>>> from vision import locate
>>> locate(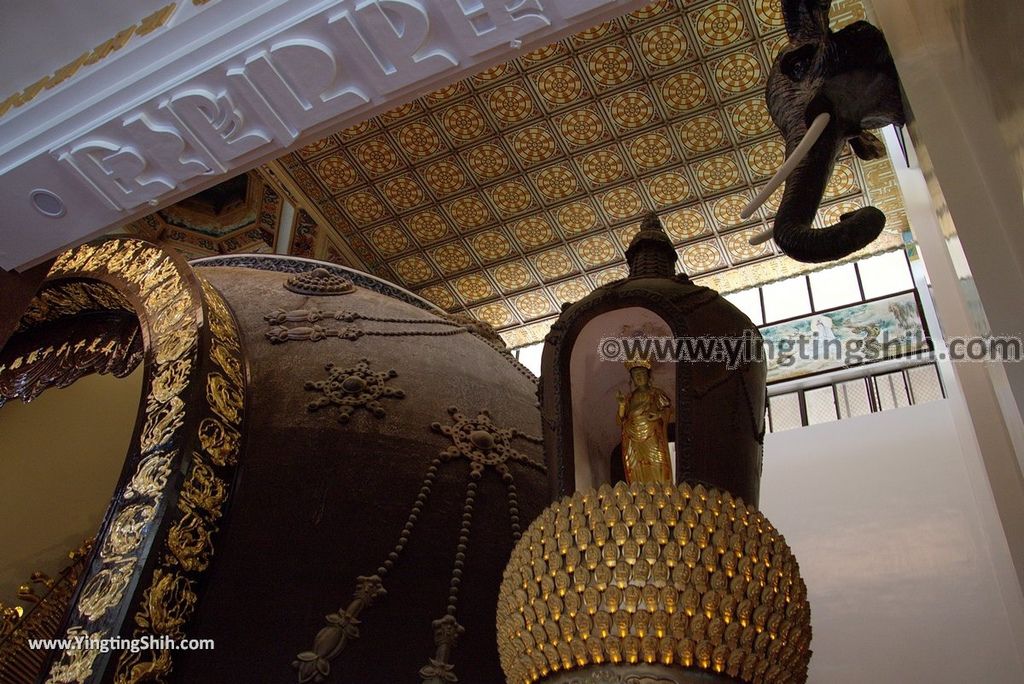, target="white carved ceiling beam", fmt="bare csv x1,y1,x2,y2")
0,0,650,271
